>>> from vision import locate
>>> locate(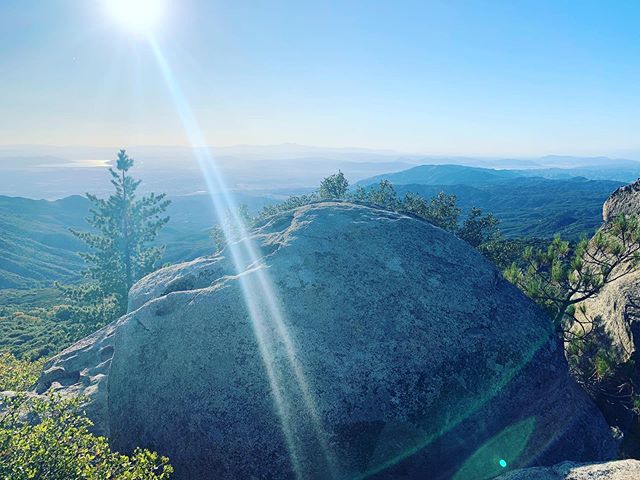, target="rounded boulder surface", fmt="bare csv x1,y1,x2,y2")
40,202,616,479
